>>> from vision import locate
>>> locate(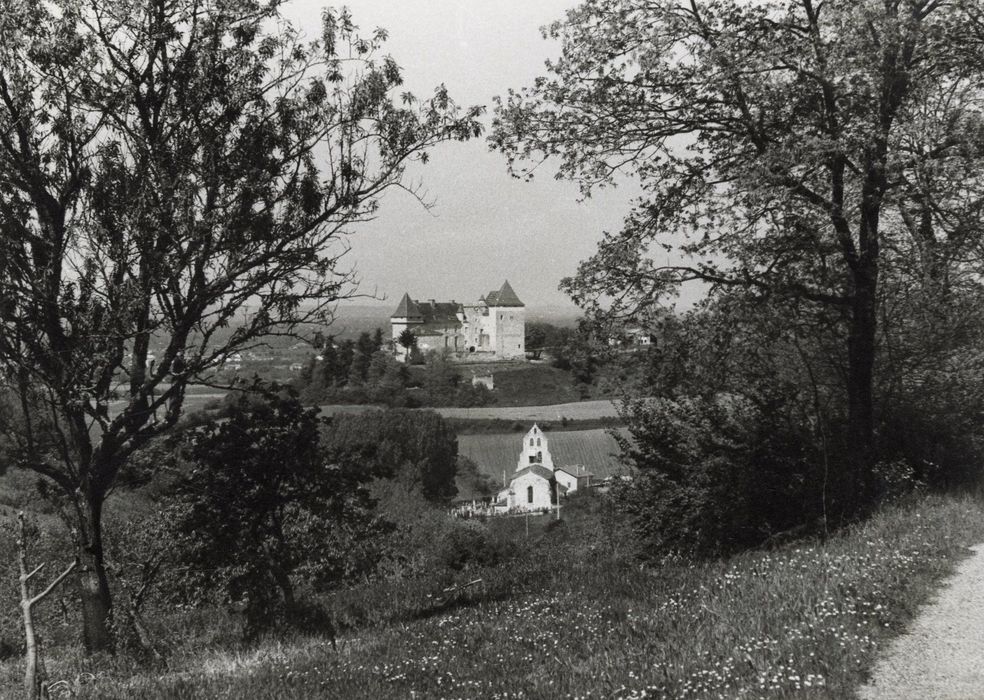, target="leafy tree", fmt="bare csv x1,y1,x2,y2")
346,331,377,386
322,410,459,502
397,329,418,361
492,0,984,512
335,339,357,384
524,325,548,359
0,0,480,651
616,392,821,557
422,351,461,406
166,395,379,639
366,349,408,398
